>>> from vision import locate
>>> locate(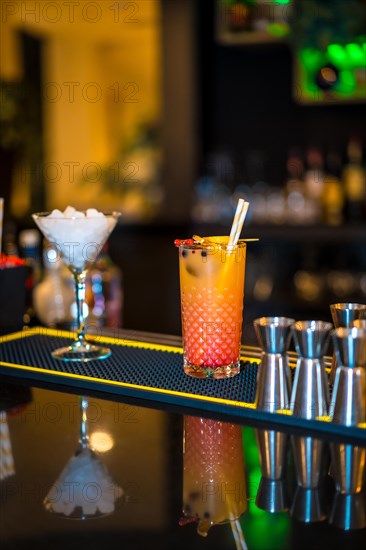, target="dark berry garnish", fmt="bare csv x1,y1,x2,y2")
182,250,188,257
201,250,207,257
204,512,210,519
